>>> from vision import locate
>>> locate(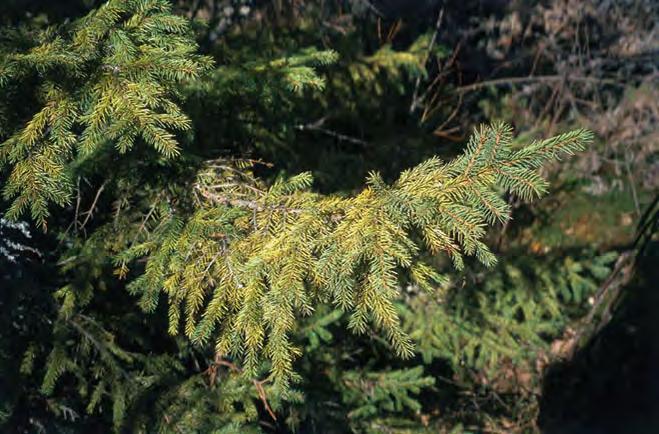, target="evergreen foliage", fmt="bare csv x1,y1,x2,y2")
341,366,435,432
116,124,591,391
402,252,618,376
1,1,637,433
0,0,212,226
